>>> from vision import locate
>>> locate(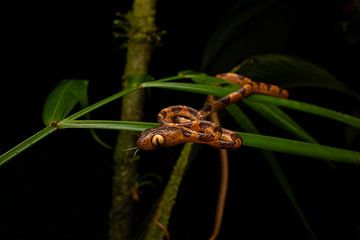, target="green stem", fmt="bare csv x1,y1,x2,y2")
0,127,56,167
144,143,193,240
